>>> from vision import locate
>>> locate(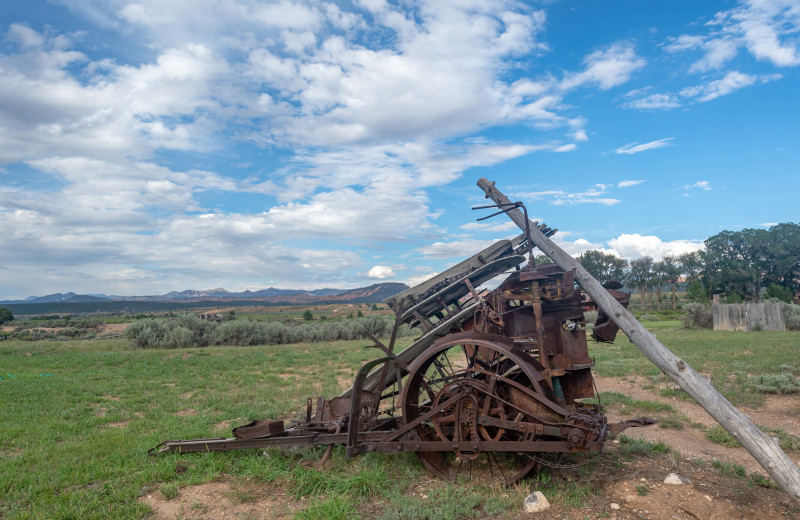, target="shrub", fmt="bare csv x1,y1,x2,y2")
126,319,171,349
784,303,800,331
748,373,800,394
724,292,743,304
685,281,708,303
680,303,712,329
126,313,411,349
302,310,313,320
